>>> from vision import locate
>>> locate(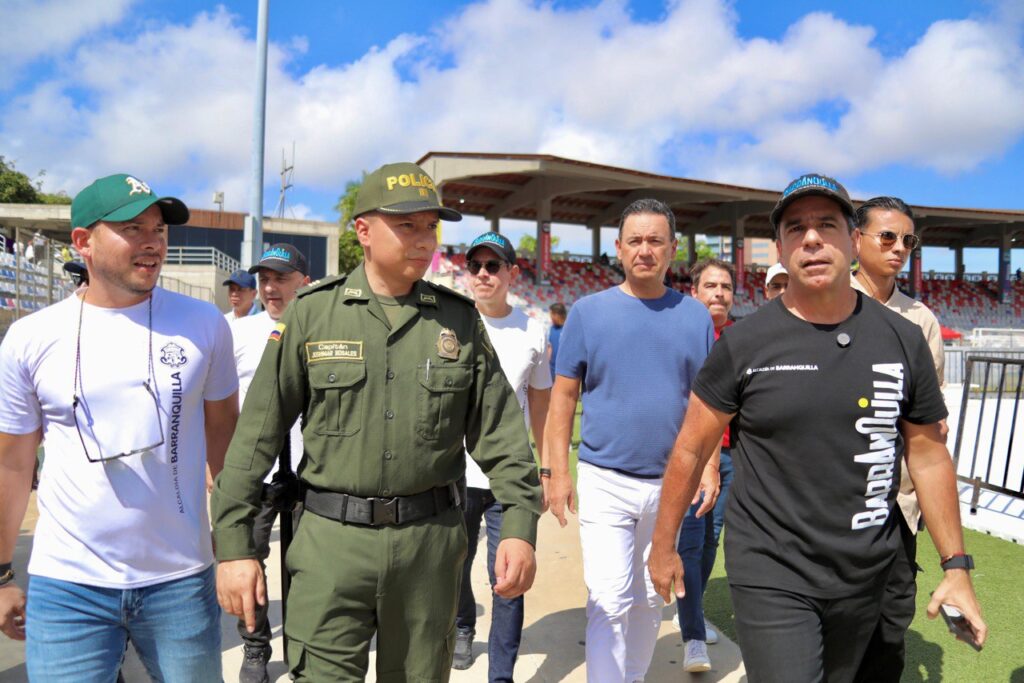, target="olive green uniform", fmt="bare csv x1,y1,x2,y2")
211,263,541,682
